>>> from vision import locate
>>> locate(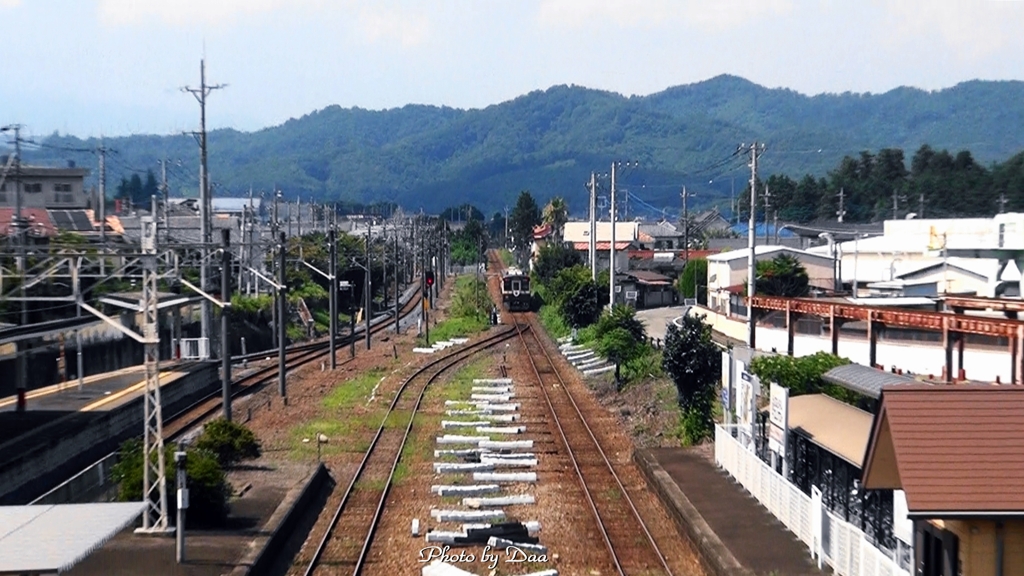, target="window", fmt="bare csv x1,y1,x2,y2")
54,183,72,192
24,183,42,193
